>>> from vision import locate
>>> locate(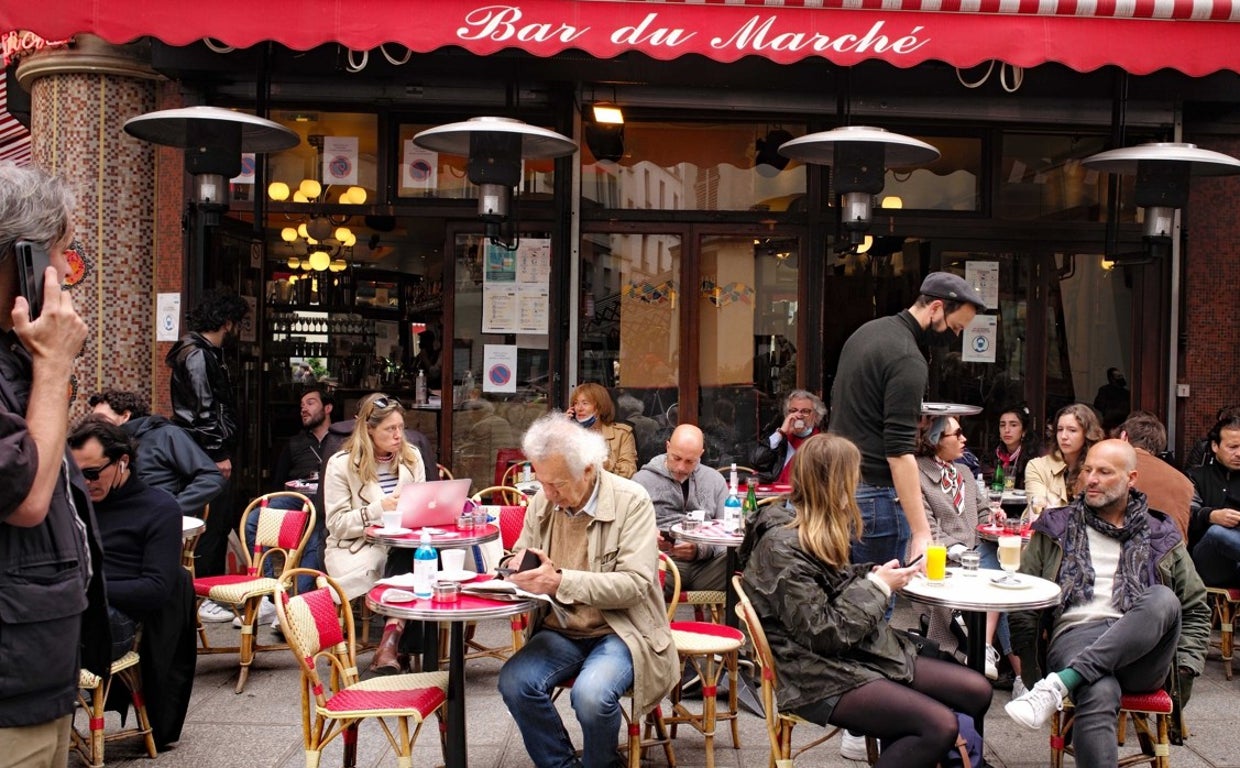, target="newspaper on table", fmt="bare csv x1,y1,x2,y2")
461,579,569,624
